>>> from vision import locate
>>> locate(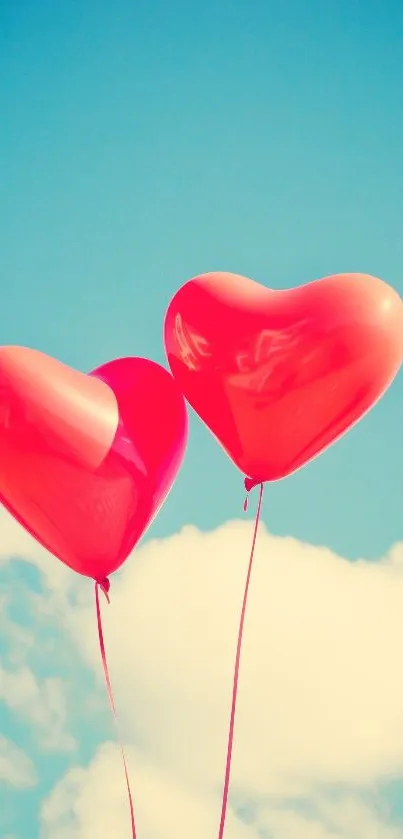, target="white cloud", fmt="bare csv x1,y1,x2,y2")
40,743,256,839
0,735,37,788
257,796,403,839
65,522,403,796
39,749,403,839
2,508,403,836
